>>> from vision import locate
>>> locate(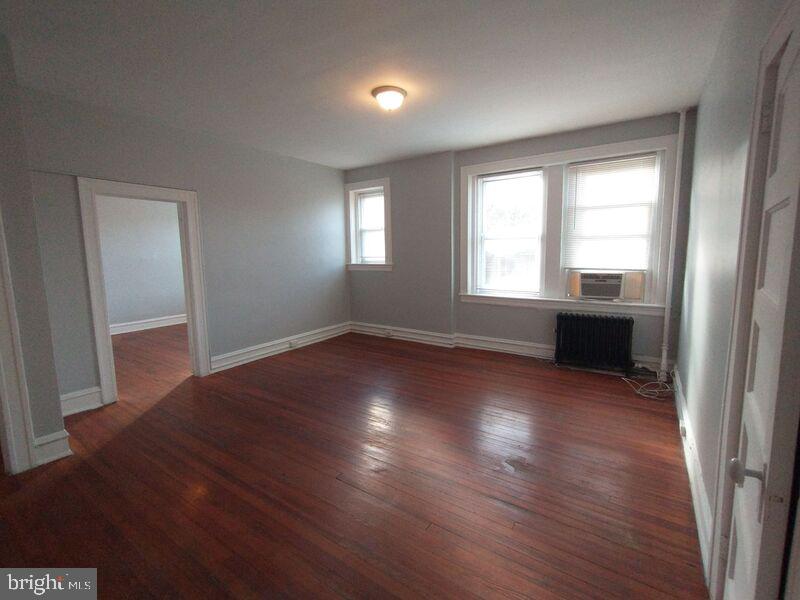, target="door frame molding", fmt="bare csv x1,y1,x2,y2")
78,177,211,406
0,200,36,474
708,1,800,597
